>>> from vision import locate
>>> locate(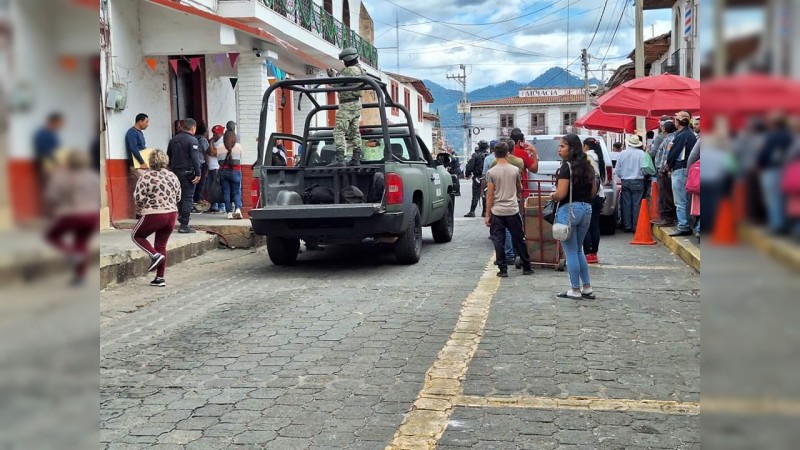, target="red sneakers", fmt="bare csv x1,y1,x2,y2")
586,253,599,264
